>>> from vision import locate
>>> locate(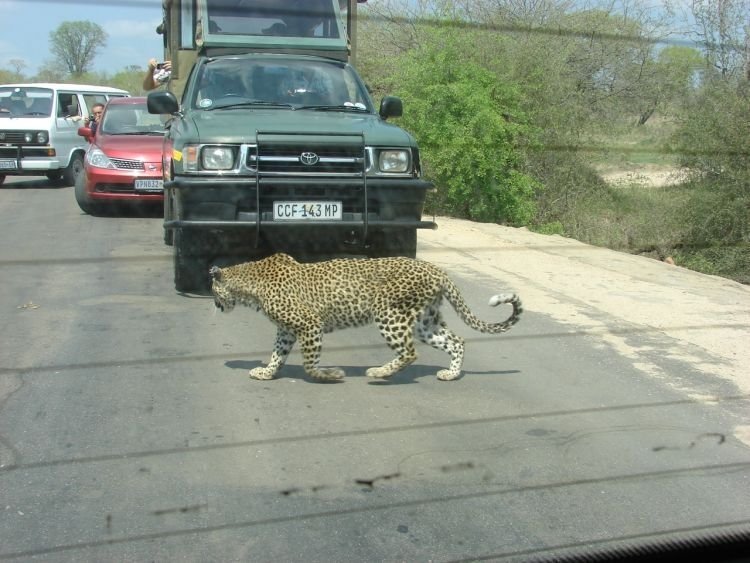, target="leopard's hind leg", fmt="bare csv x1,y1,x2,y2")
298,327,345,381
415,303,465,381
366,309,419,379
250,327,296,380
